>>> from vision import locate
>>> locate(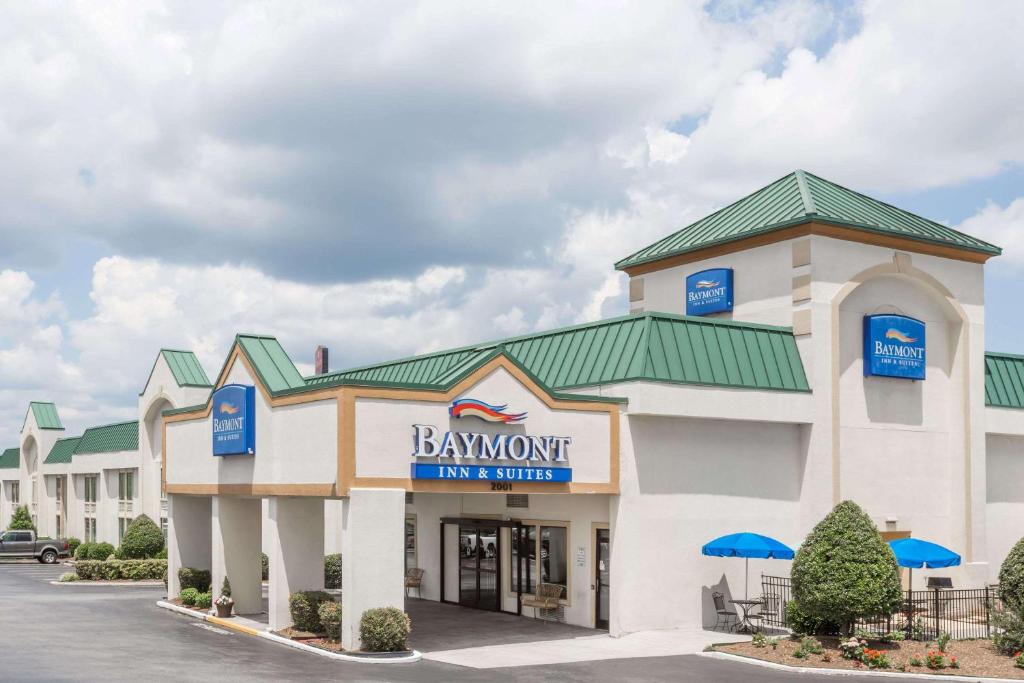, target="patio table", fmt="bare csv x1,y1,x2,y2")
729,599,763,633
